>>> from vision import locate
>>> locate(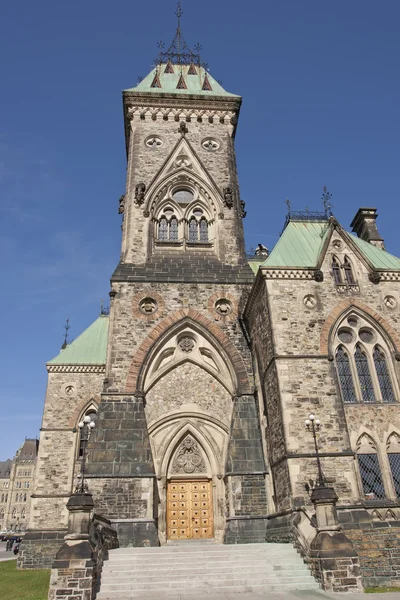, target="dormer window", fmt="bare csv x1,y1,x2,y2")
331,255,358,292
